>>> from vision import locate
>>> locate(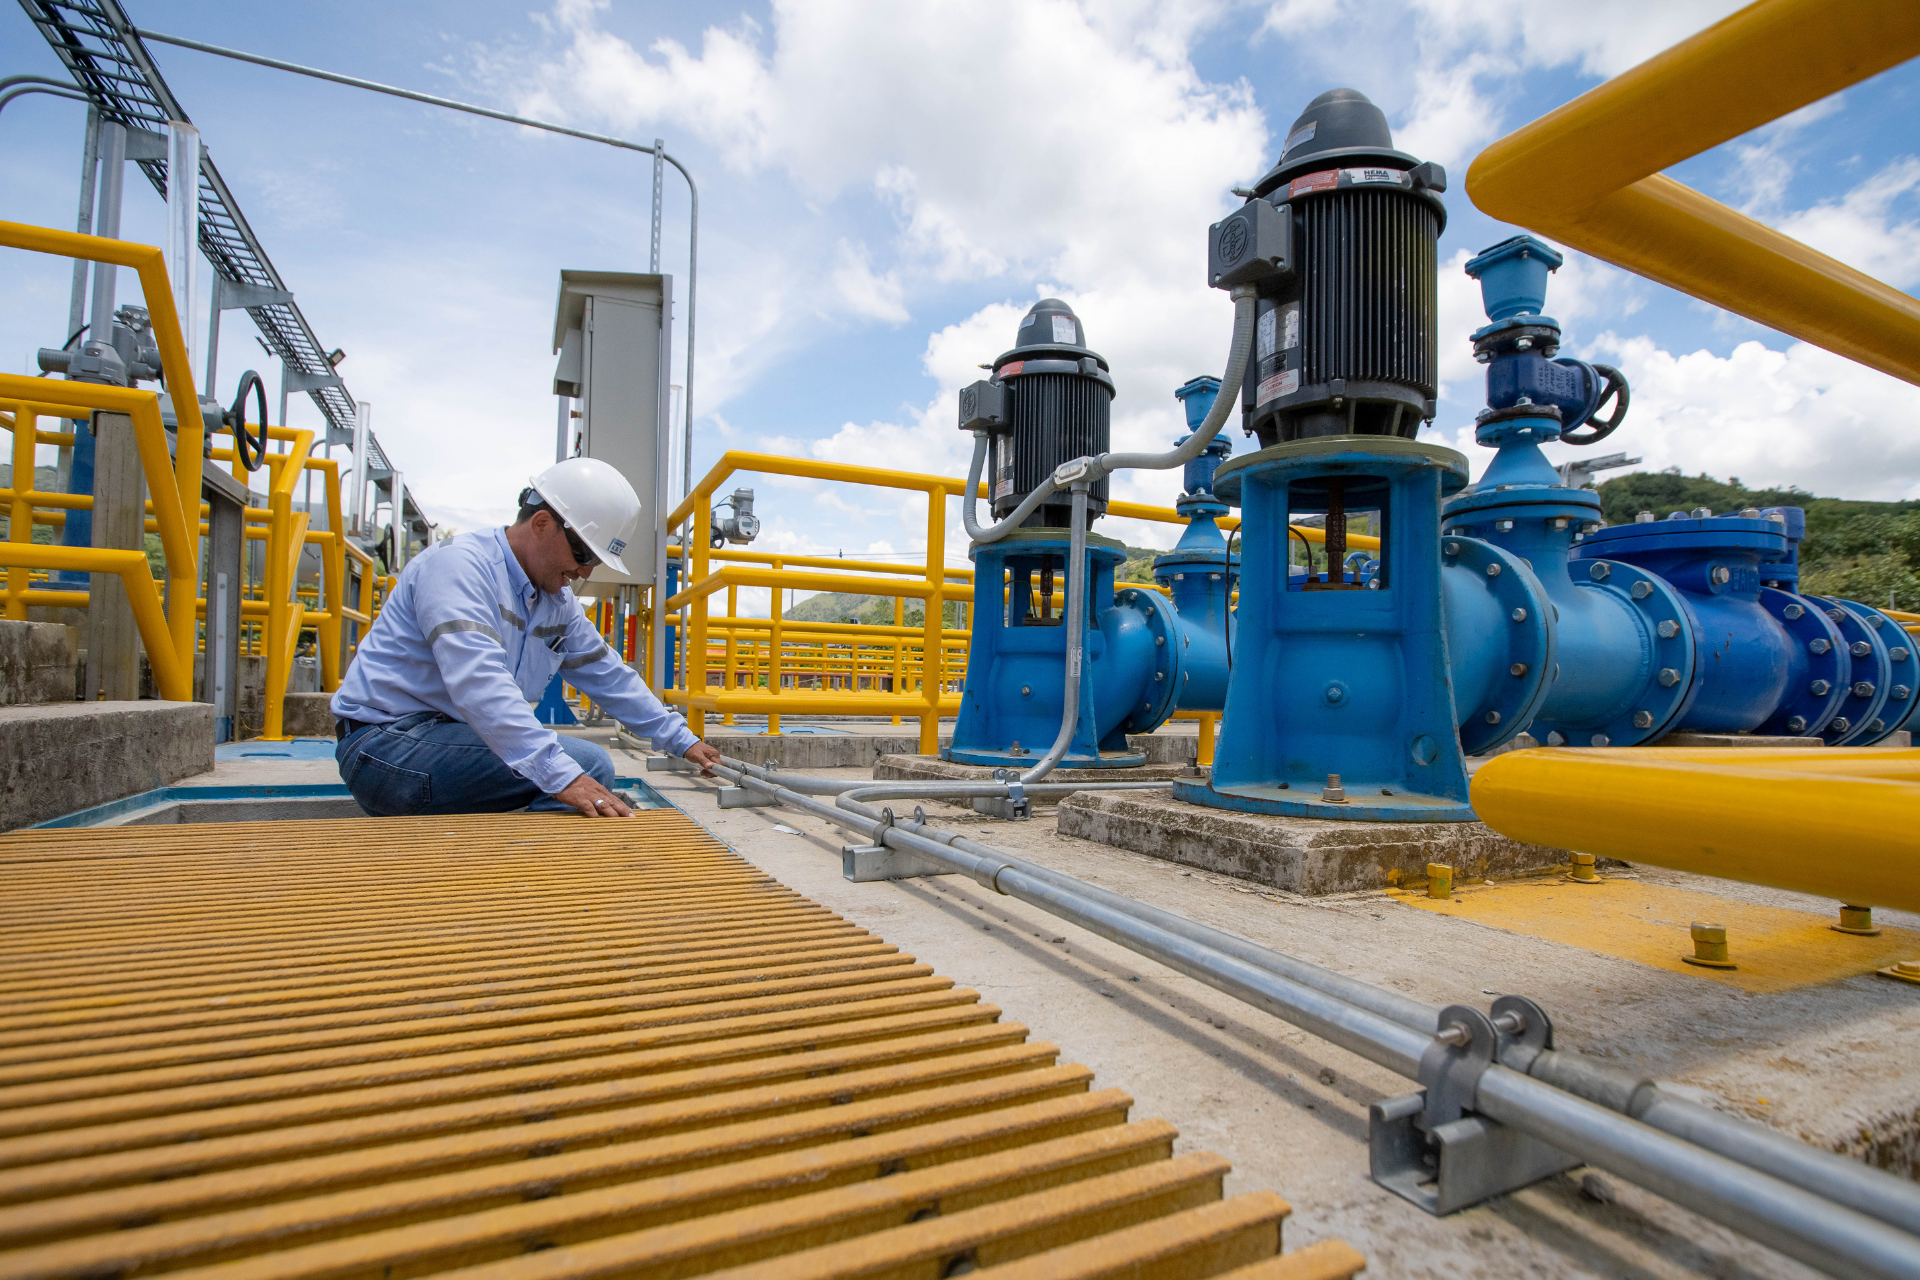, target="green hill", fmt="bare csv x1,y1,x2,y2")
1596,470,1920,610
